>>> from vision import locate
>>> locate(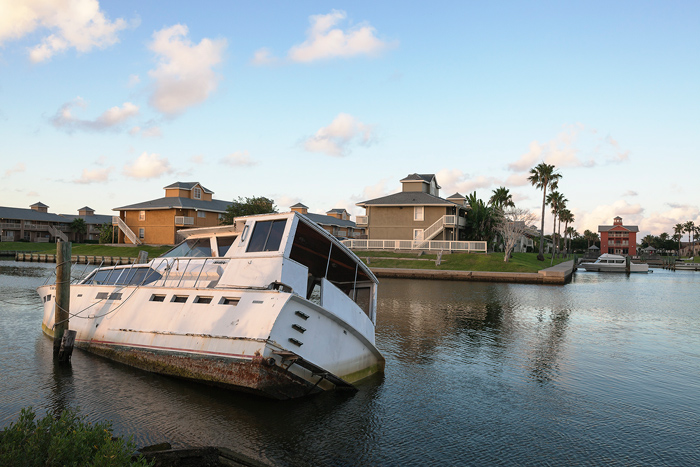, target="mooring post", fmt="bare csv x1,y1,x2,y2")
625,256,631,274
54,241,75,362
